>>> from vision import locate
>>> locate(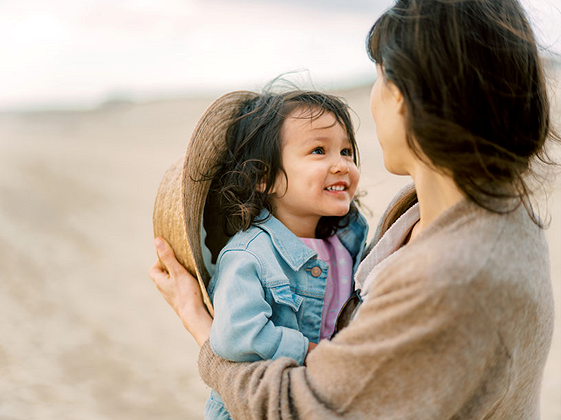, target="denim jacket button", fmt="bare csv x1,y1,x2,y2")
310,266,322,277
